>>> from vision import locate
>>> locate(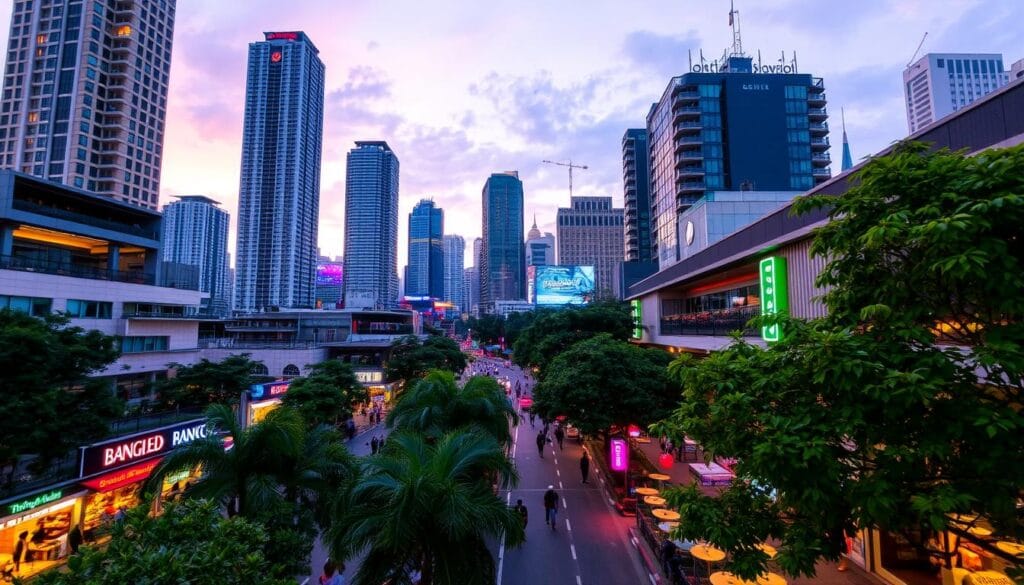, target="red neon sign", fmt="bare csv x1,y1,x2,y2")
265,32,299,41
610,438,629,472
81,457,162,492
270,51,282,63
